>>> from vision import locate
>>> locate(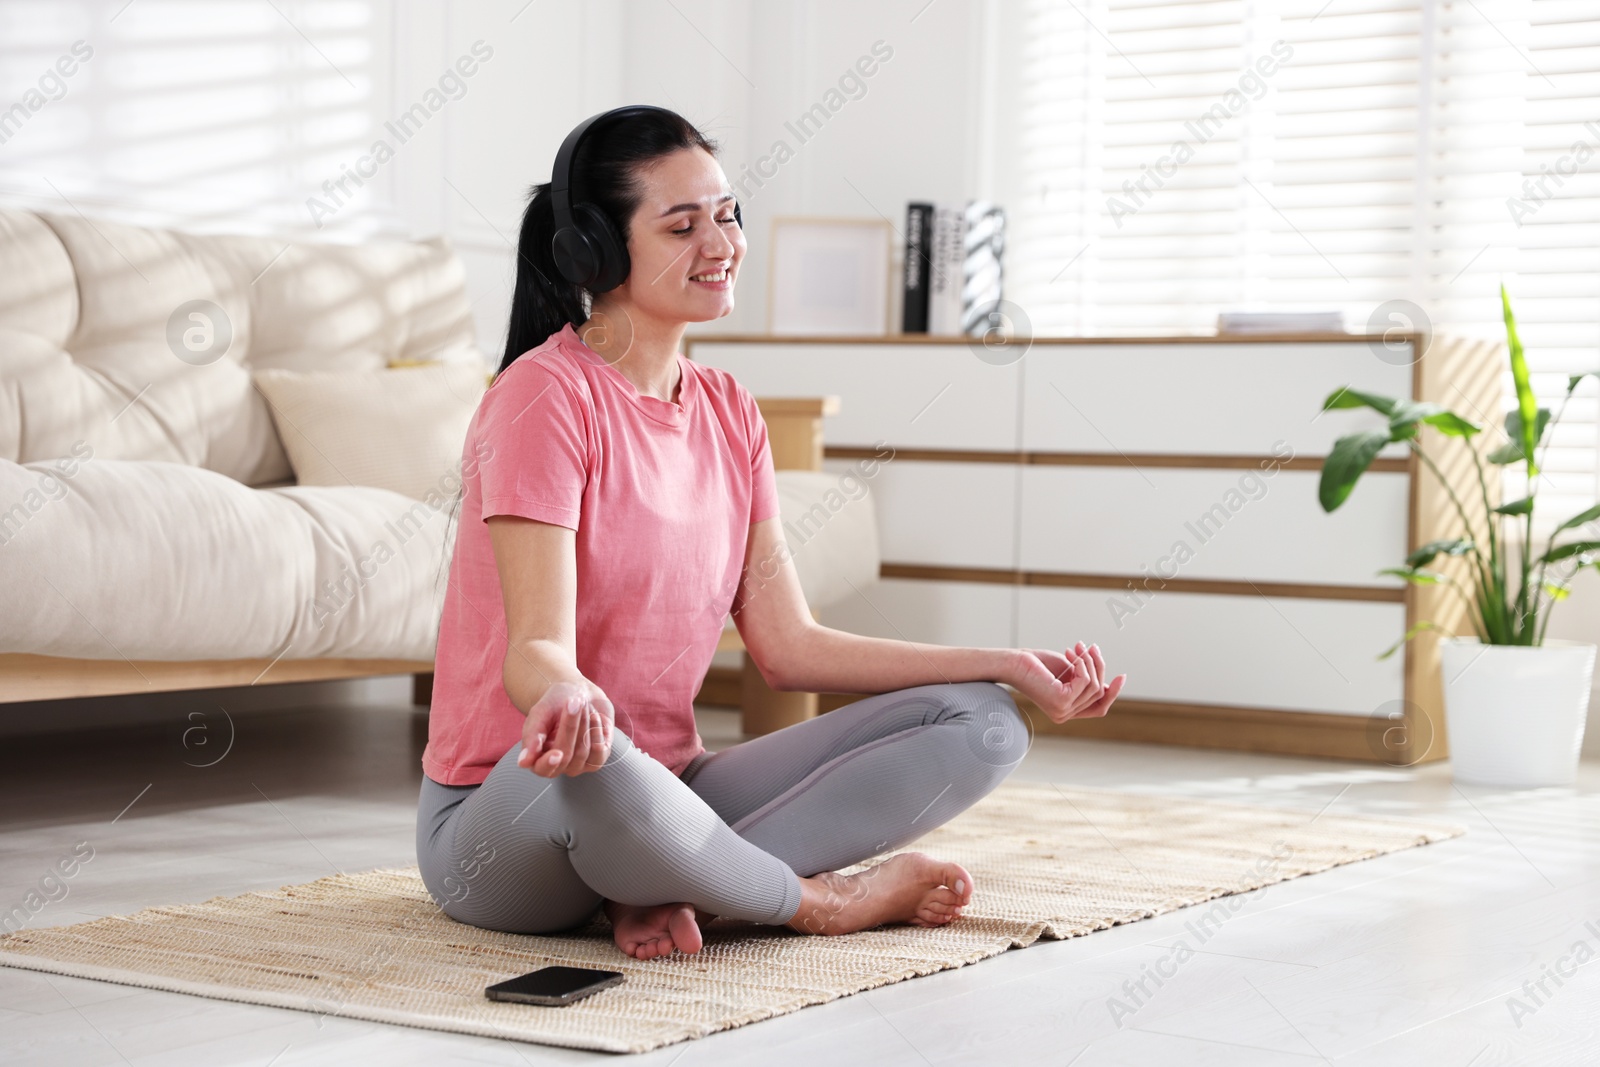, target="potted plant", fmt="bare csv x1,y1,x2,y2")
1318,285,1598,787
